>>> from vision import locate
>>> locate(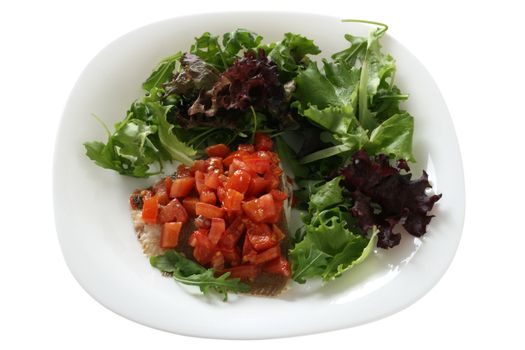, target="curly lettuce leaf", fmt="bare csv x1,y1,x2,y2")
150,250,250,301
290,177,375,283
